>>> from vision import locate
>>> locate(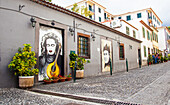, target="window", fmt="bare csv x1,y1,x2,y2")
89,5,92,11
148,48,150,55
133,30,136,38
150,33,152,41
99,17,101,22
153,32,155,41
77,33,90,58
144,46,146,57
126,15,131,21
104,13,107,19
147,30,150,40
118,16,121,19
137,13,142,18
119,43,125,60
142,27,145,38
126,26,130,35
89,15,92,19
98,8,101,13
